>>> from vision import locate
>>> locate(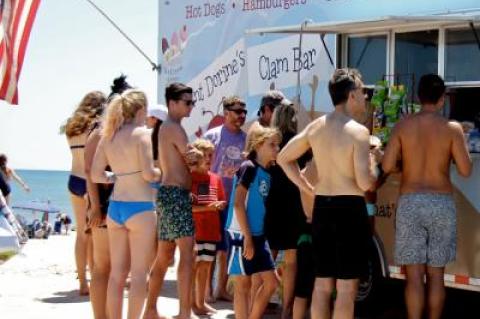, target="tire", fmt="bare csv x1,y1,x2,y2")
355,235,386,316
